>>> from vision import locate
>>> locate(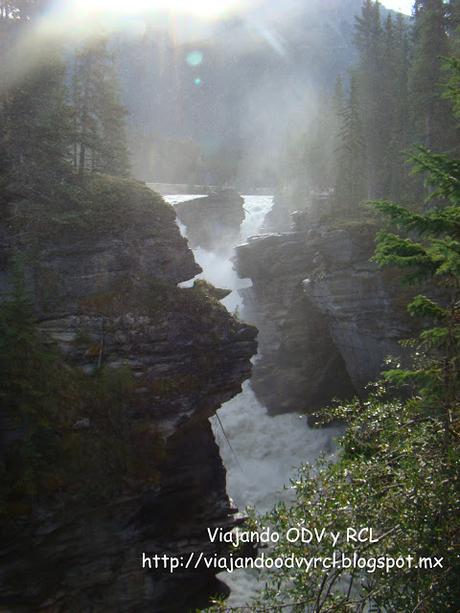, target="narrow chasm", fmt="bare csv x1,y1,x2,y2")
164,190,343,605
0,178,256,612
